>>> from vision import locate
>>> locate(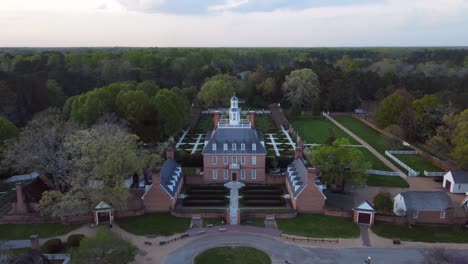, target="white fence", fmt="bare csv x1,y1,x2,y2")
423,171,446,177
201,109,271,115
366,170,401,176
385,150,420,176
